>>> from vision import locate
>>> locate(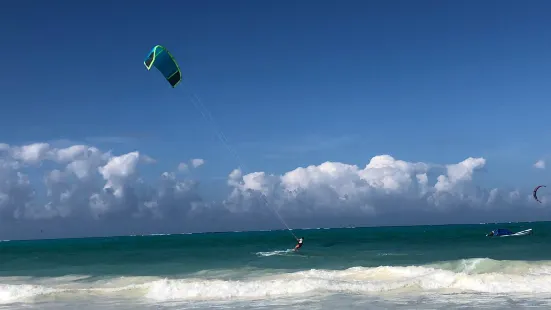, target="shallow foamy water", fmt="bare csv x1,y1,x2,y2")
1,224,550,309
2,258,551,309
